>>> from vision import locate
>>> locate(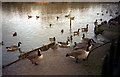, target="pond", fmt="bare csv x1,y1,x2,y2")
2,2,119,65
